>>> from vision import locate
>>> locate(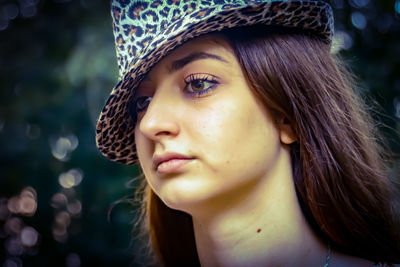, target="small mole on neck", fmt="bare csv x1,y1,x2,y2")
257,228,261,233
